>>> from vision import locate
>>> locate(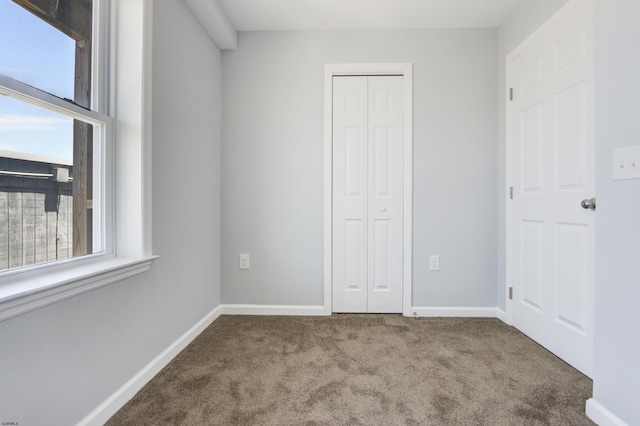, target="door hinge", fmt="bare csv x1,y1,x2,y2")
509,287,513,300
509,88,514,101
509,187,513,200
